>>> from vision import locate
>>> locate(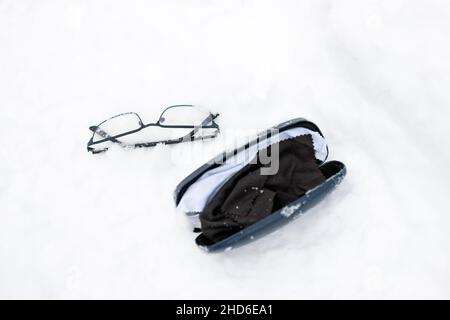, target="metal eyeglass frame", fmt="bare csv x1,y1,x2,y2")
87,105,220,154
